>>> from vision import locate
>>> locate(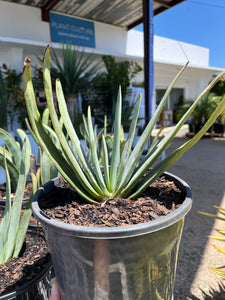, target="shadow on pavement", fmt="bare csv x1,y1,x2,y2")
188,282,225,299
